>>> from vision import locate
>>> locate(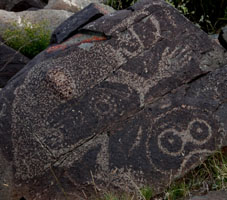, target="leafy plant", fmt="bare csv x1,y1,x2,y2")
97,186,152,200
99,192,133,200
2,18,51,58
96,150,227,200
166,0,227,33
140,186,153,200
105,0,227,34
165,181,189,200
103,193,120,200
162,150,227,200
105,0,137,10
